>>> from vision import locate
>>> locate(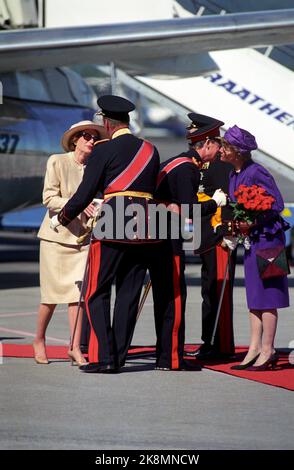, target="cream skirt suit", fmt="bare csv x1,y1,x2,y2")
38,152,90,304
